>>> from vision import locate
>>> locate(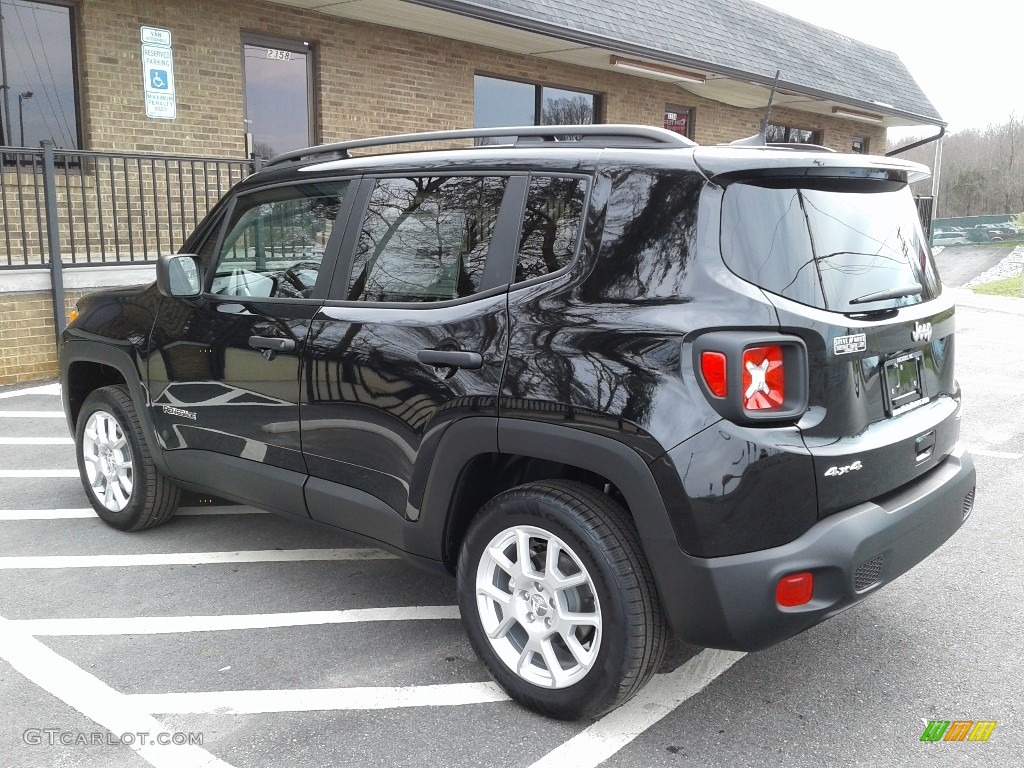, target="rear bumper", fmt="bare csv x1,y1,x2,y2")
652,444,976,651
